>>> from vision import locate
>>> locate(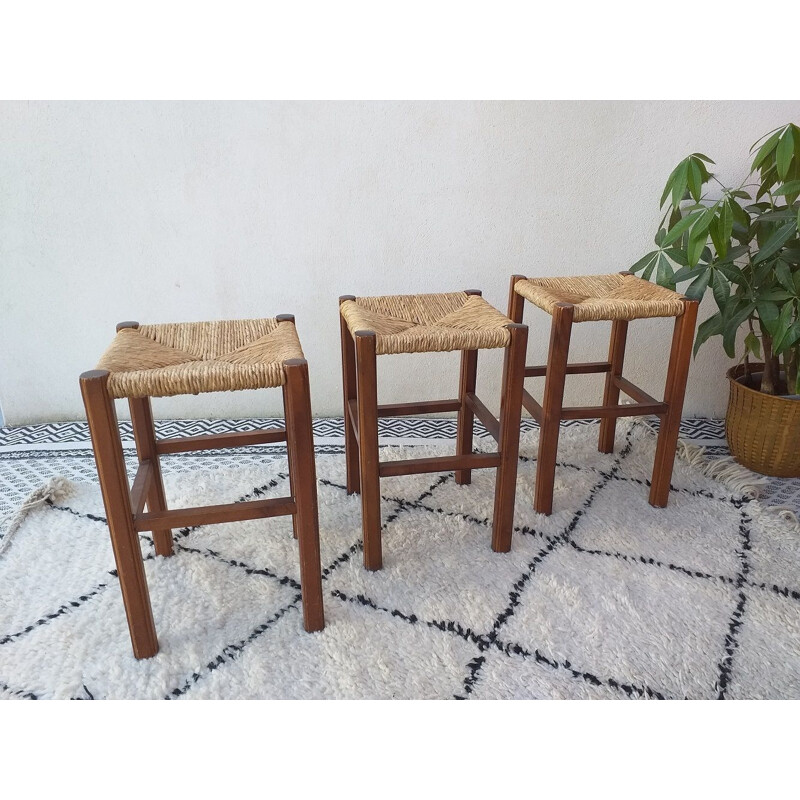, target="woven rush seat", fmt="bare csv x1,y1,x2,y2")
514,273,685,322
96,318,304,398
339,291,512,355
